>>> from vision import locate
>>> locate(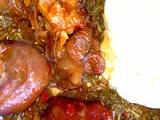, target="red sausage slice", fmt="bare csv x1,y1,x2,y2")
83,52,105,75
0,41,51,115
66,30,92,62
